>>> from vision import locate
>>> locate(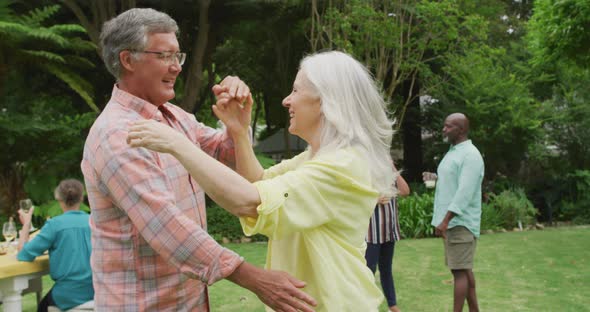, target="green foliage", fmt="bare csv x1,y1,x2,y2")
30,200,90,228
426,45,546,178
316,0,488,121
0,2,97,111
206,203,266,242
17,4,61,26
0,91,96,213
487,188,537,229
527,0,590,66
558,170,590,224
255,153,276,169
211,1,309,132
44,63,99,112
206,153,275,242
0,0,14,21
480,202,503,231
542,65,590,171
398,192,435,238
